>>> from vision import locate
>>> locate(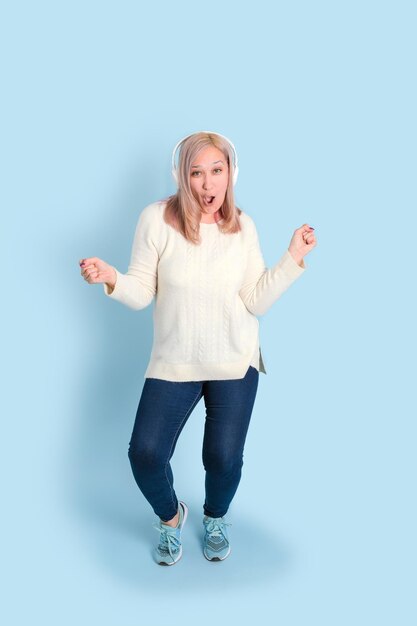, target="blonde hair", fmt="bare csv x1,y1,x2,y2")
161,132,242,244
